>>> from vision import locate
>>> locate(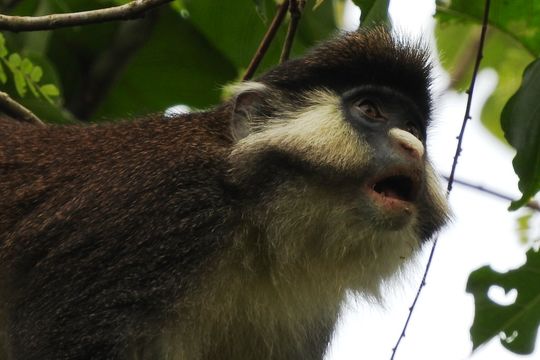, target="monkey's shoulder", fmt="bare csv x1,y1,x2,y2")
0,113,234,243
